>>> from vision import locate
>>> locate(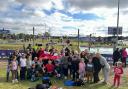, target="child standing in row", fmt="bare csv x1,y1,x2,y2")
11,56,18,83
86,54,94,83
113,61,123,87
79,58,86,81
